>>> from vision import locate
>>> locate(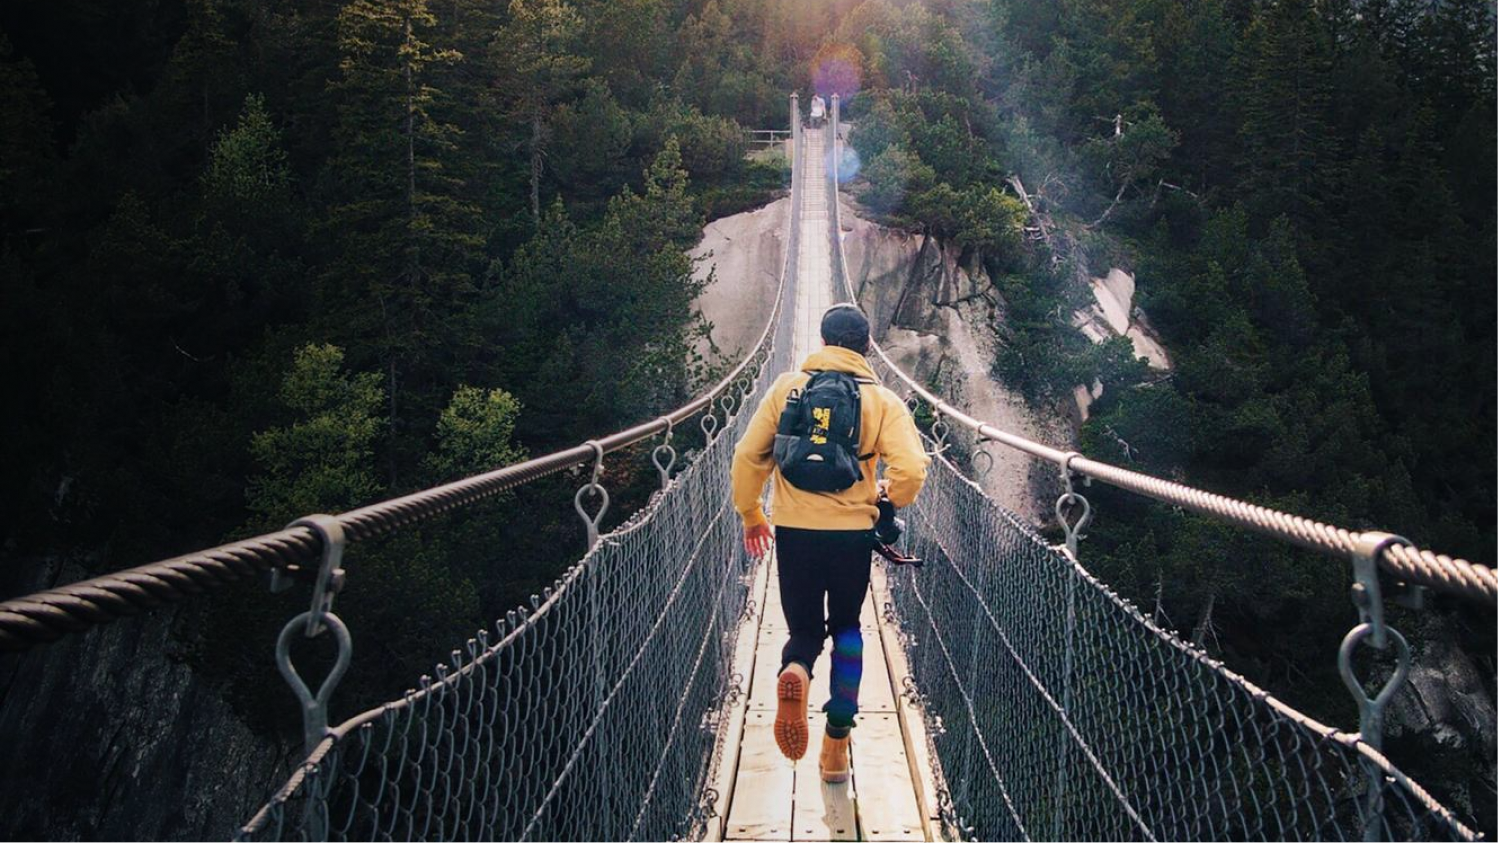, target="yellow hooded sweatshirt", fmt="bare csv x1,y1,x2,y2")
731,345,929,531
